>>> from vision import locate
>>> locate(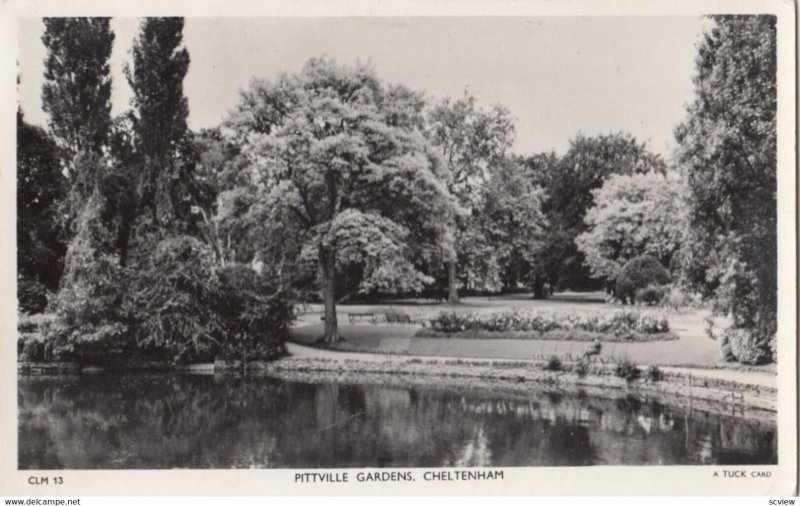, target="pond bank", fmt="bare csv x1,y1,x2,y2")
20,341,775,418
270,342,776,416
